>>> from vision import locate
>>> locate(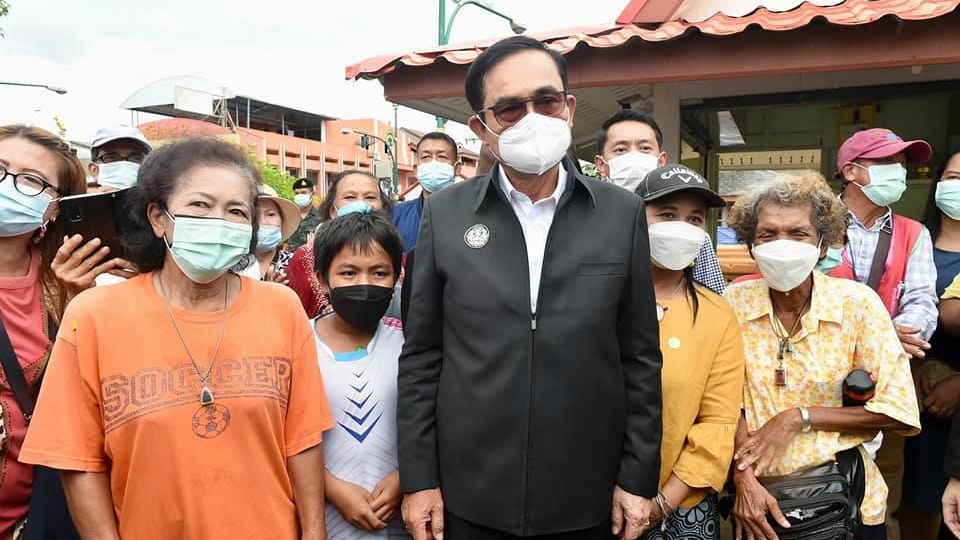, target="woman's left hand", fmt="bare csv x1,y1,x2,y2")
923,374,960,419
734,409,802,476
370,471,402,523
